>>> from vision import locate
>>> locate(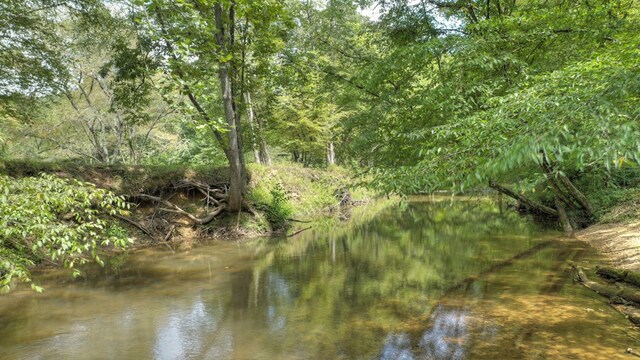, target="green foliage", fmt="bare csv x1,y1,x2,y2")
265,183,293,230
340,0,640,208
575,166,640,220
0,174,132,291
249,163,370,217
